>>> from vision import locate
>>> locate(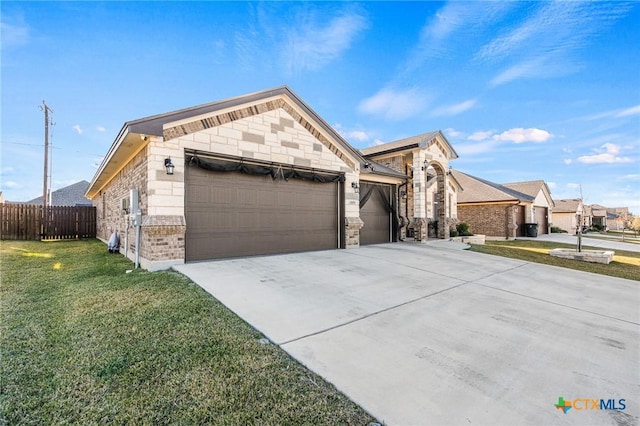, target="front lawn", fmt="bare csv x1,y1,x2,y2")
468,240,640,281
0,240,375,425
